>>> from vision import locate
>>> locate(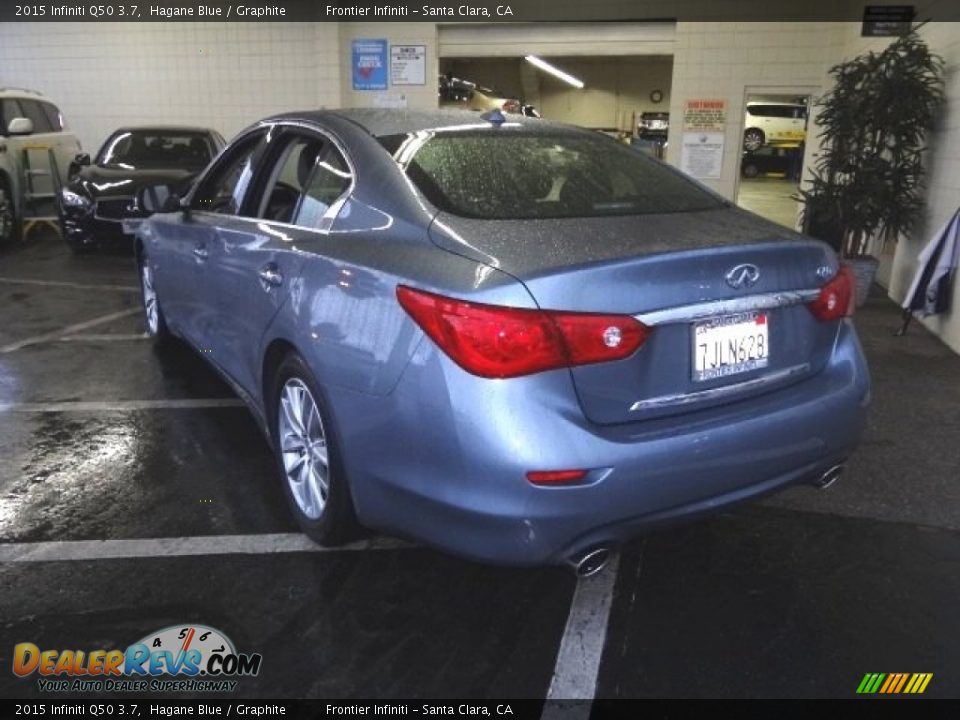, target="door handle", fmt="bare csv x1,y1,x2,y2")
192,245,209,260
258,264,283,288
